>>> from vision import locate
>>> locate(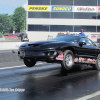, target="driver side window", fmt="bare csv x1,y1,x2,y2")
79,38,93,46
86,39,93,46
79,38,86,43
